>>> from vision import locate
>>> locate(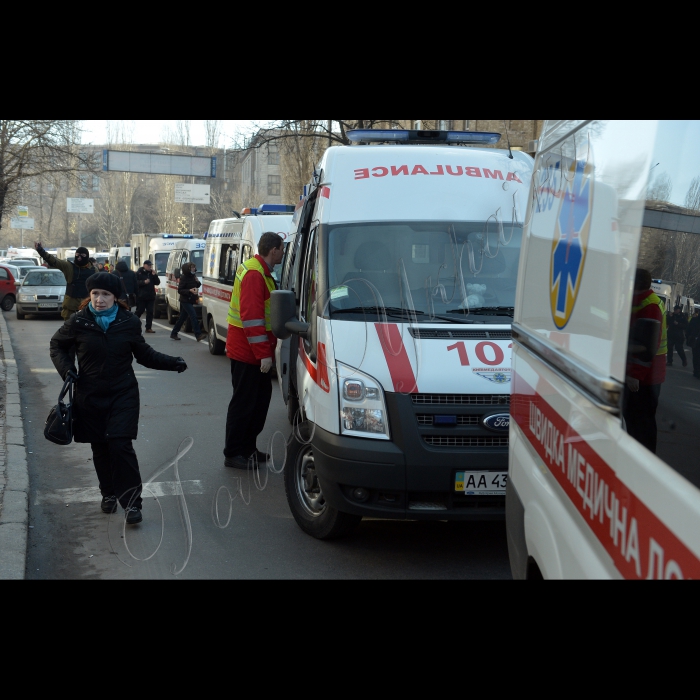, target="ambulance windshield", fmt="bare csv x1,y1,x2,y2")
326,221,523,321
